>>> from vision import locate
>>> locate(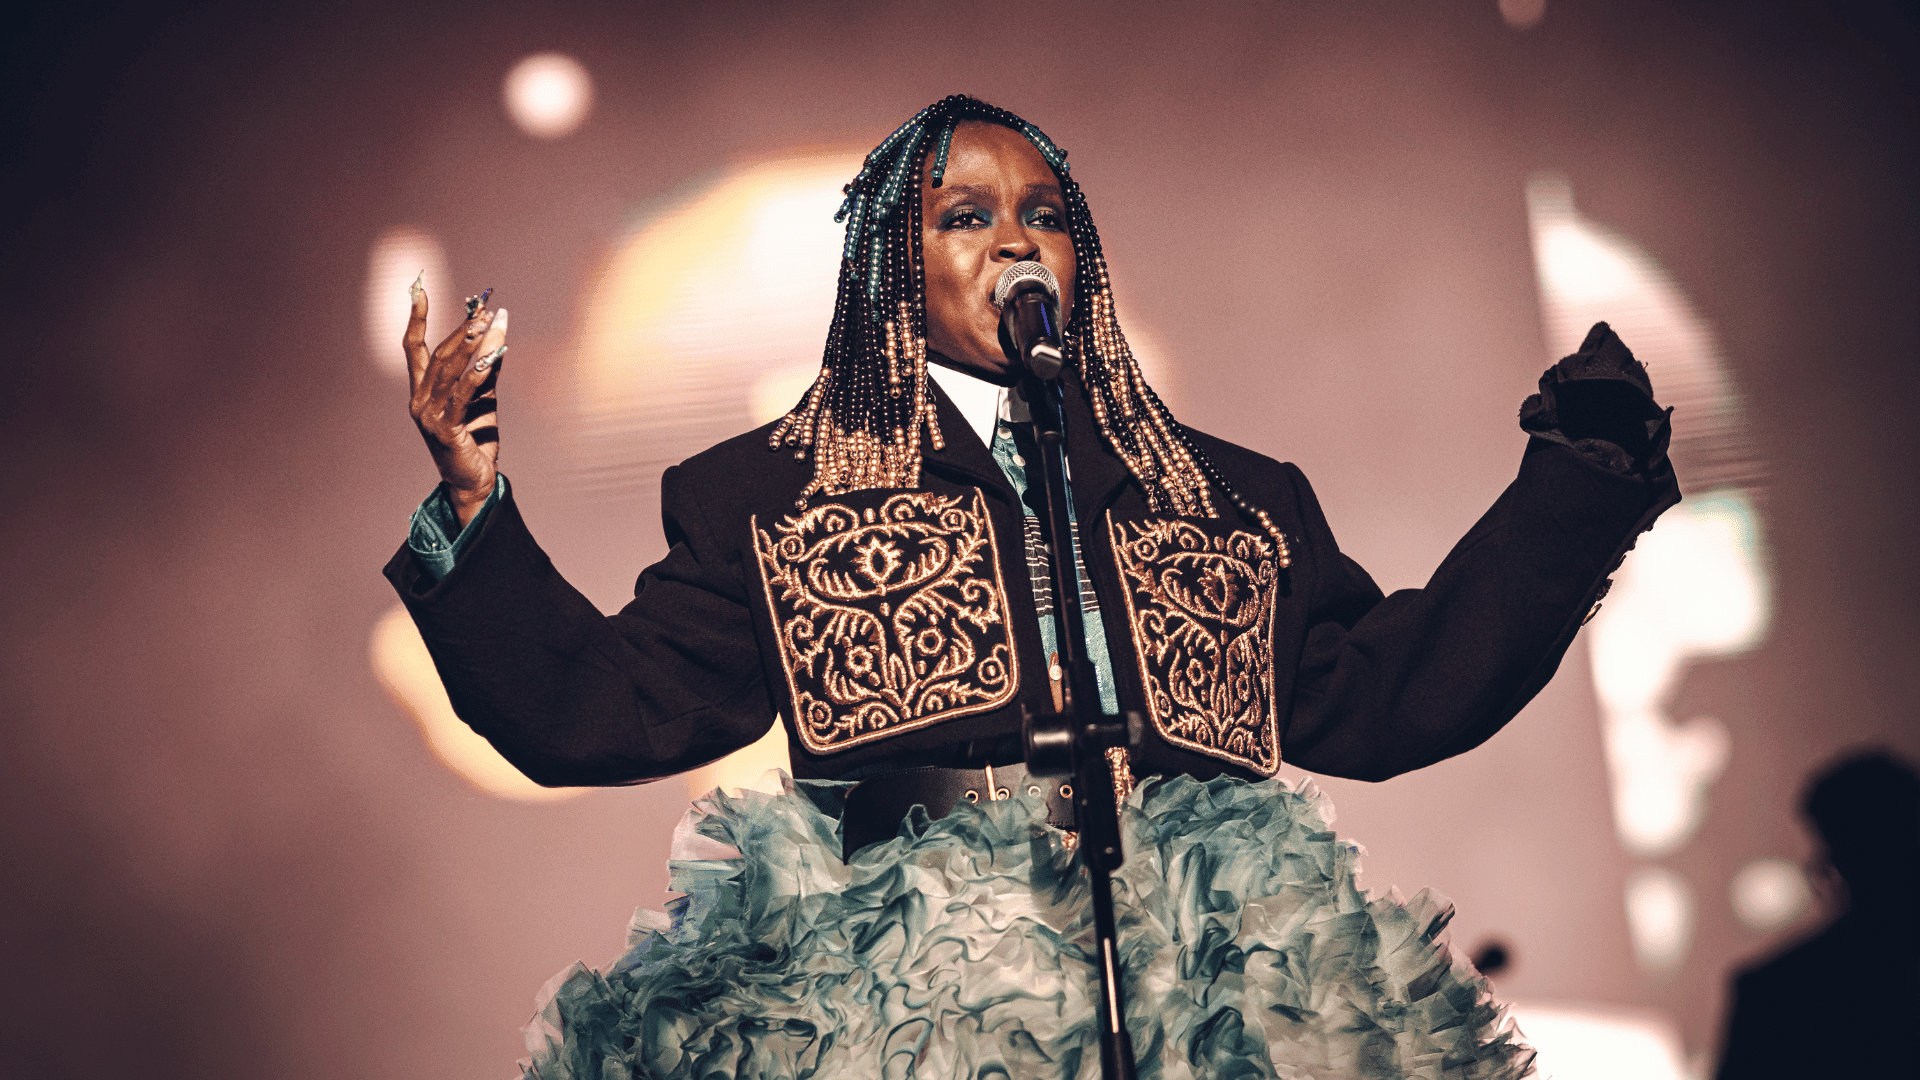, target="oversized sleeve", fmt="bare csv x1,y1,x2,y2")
381,466,773,786
1279,323,1679,781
